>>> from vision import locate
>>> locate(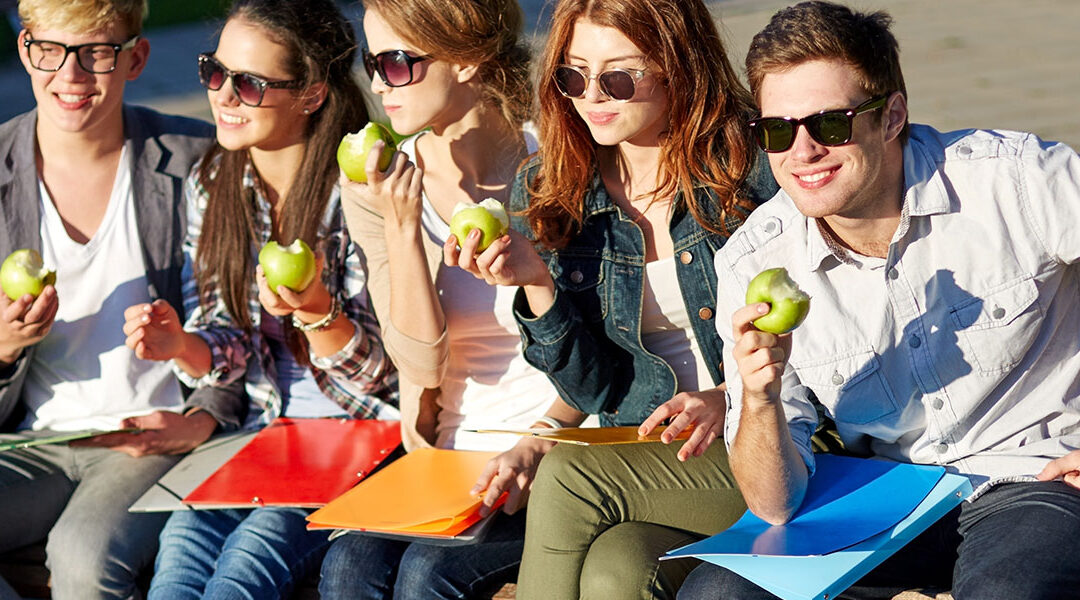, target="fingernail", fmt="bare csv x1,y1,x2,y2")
757,303,769,314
